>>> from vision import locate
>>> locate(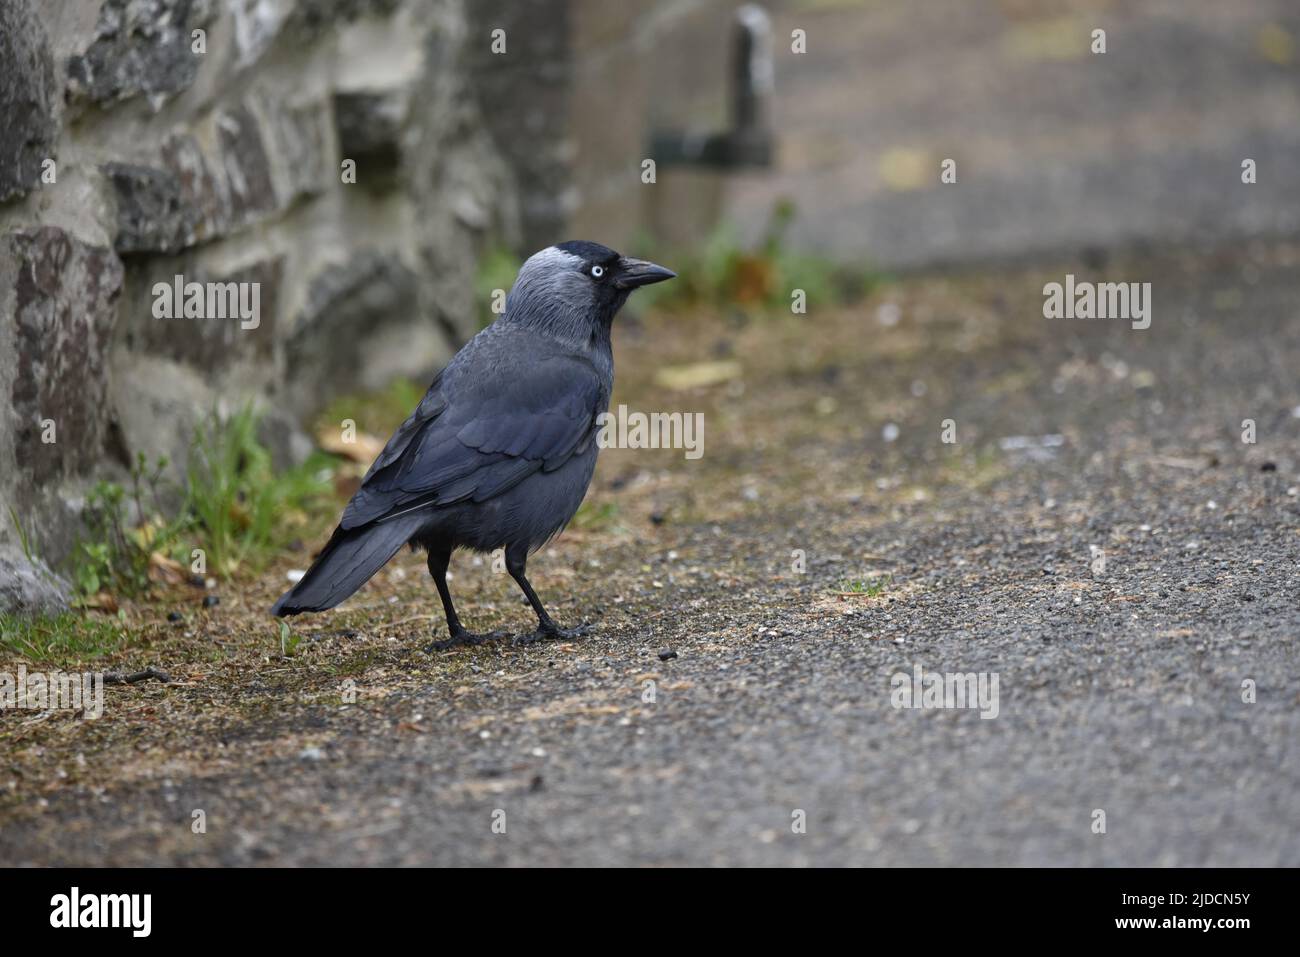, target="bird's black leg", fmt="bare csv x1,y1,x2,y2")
506,543,591,645
424,547,507,652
